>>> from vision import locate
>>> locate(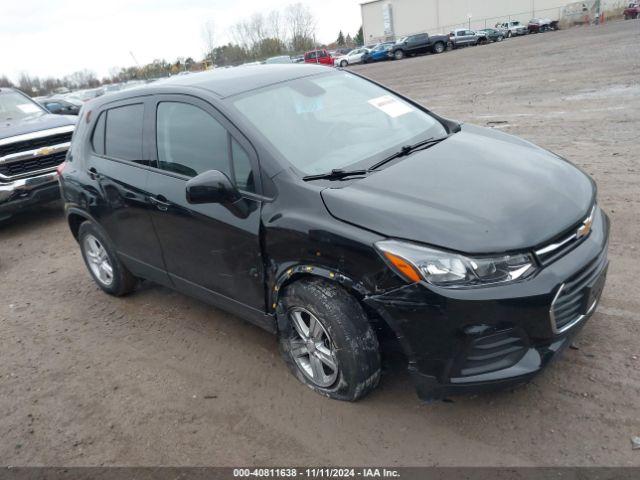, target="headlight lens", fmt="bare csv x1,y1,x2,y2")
376,240,536,288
